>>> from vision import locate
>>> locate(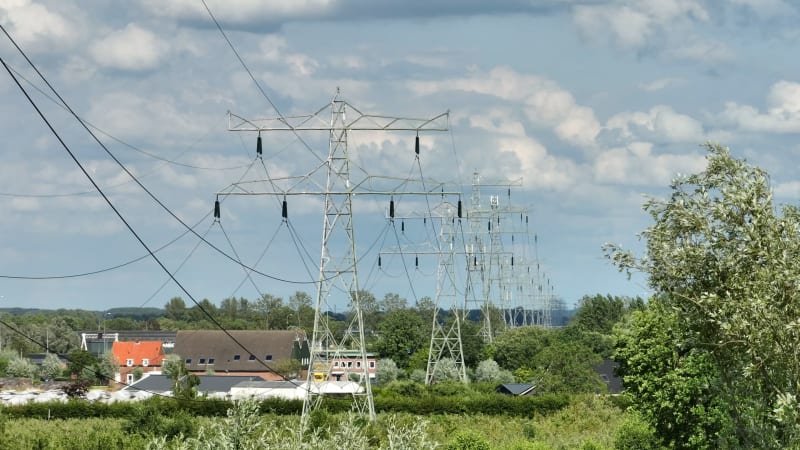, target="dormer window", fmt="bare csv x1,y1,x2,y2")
126,359,134,367
142,358,150,367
